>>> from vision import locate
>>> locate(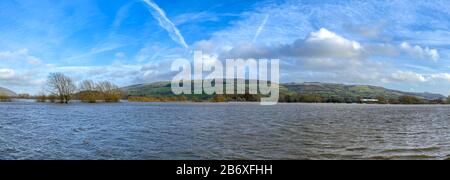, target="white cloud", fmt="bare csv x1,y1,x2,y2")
388,71,450,84
284,28,364,58
219,42,274,59
138,60,178,83
214,28,442,66
0,68,16,79
0,68,44,88
400,42,439,61
0,49,42,65
219,28,365,59
429,73,450,82
390,71,427,83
